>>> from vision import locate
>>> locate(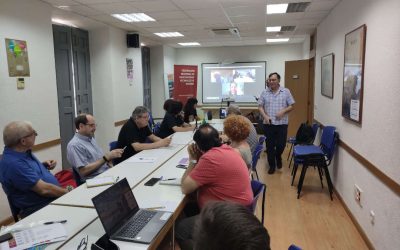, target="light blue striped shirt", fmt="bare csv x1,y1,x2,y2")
258,86,295,125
